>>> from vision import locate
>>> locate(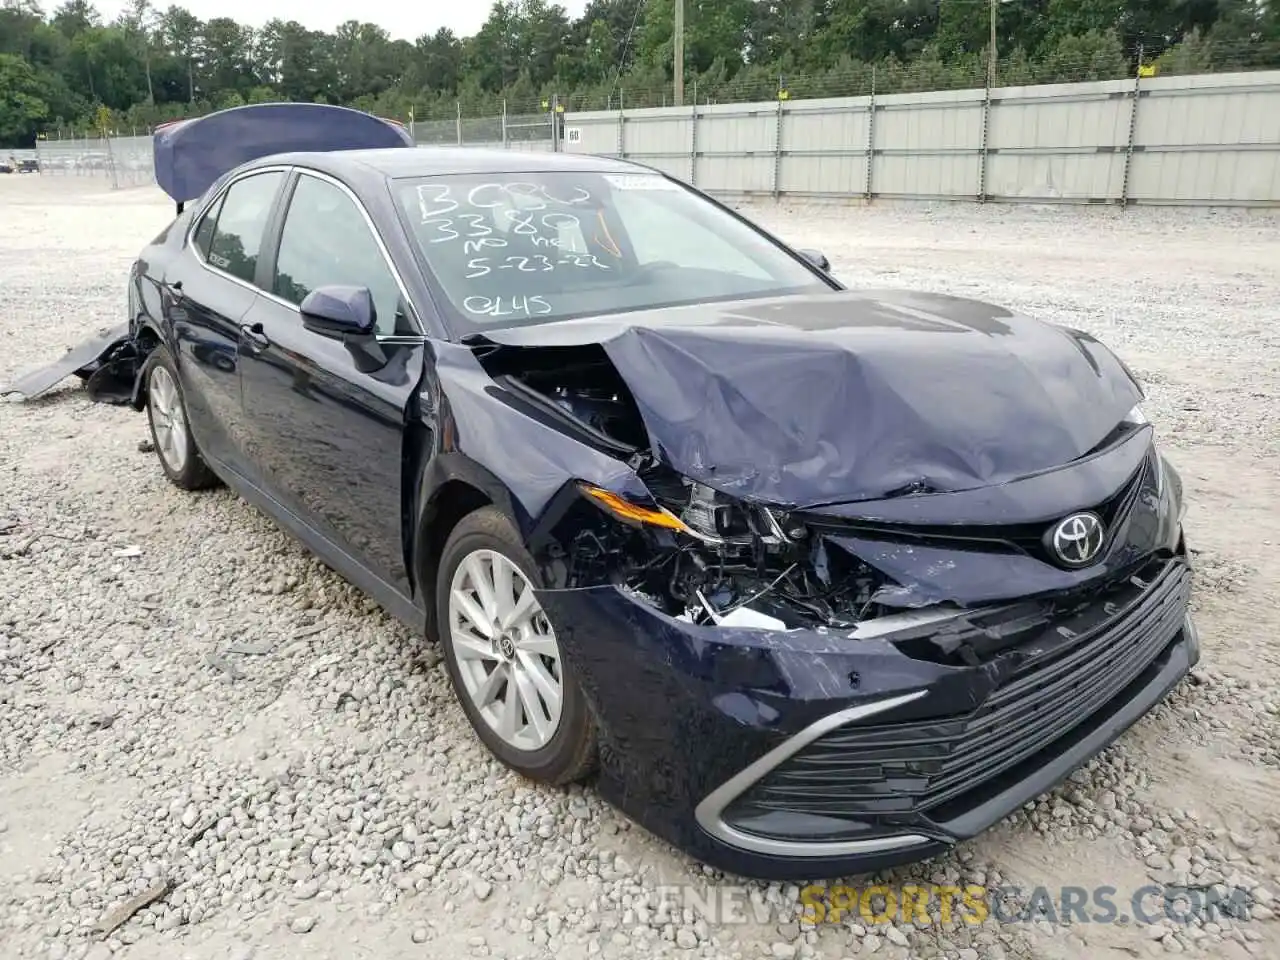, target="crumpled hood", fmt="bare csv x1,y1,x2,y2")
477,290,1144,508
